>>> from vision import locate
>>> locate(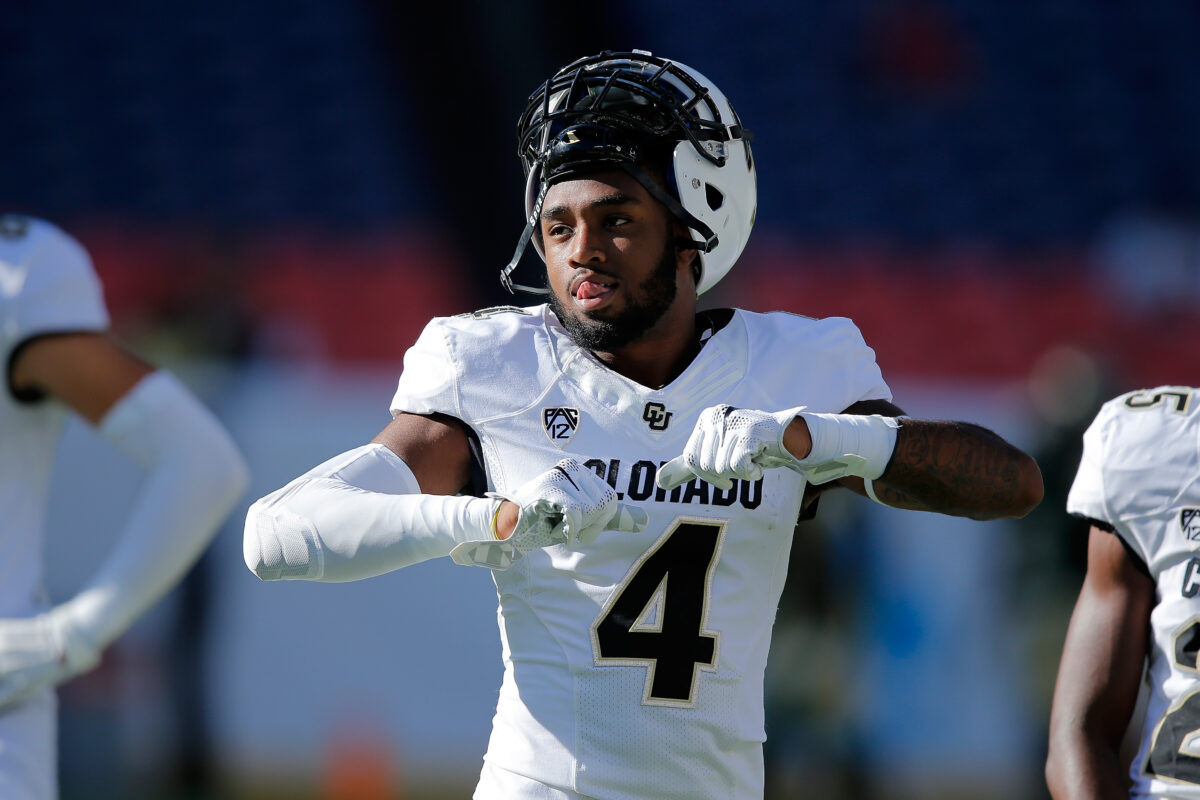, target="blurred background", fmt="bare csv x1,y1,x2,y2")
5,0,1200,797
